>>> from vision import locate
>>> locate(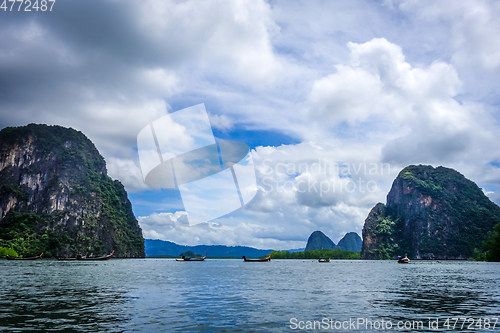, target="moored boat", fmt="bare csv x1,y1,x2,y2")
397,256,410,264
77,250,114,261
242,255,271,262
7,253,43,260
318,258,330,263
176,253,207,261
